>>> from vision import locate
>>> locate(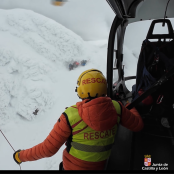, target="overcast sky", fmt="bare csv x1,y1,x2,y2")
0,0,115,41
0,0,173,44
